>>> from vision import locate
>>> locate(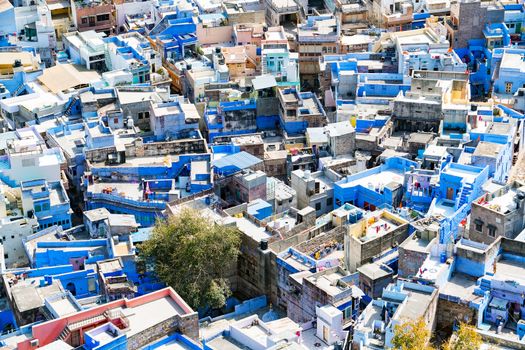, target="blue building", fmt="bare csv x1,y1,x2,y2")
150,99,200,141
20,179,72,231
492,48,525,97
438,237,525,346
469,121,516,184
428,162,489,243
85,151,212,227
277,88,327,135
149,16,197,39
334,157,418,211
204,99,257,142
